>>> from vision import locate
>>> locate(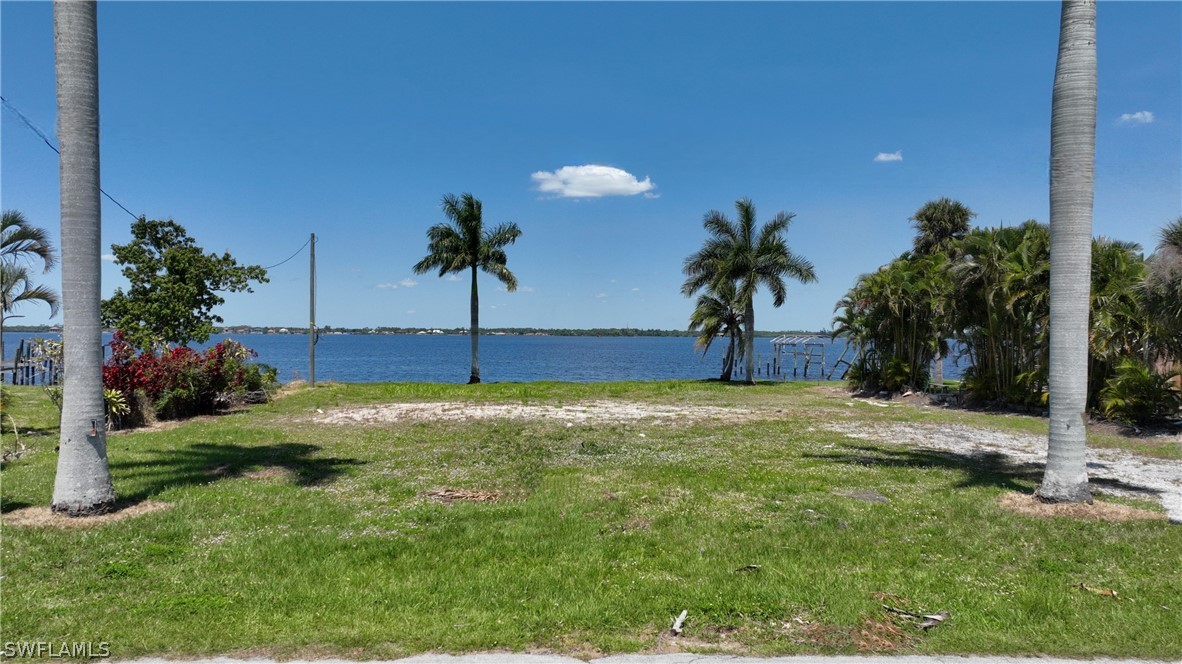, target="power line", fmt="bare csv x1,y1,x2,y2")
2,95,139,220
263,235,312,270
